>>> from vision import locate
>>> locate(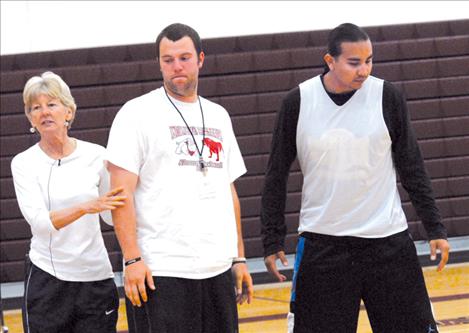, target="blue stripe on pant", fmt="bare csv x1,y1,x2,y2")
290,236,305,308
